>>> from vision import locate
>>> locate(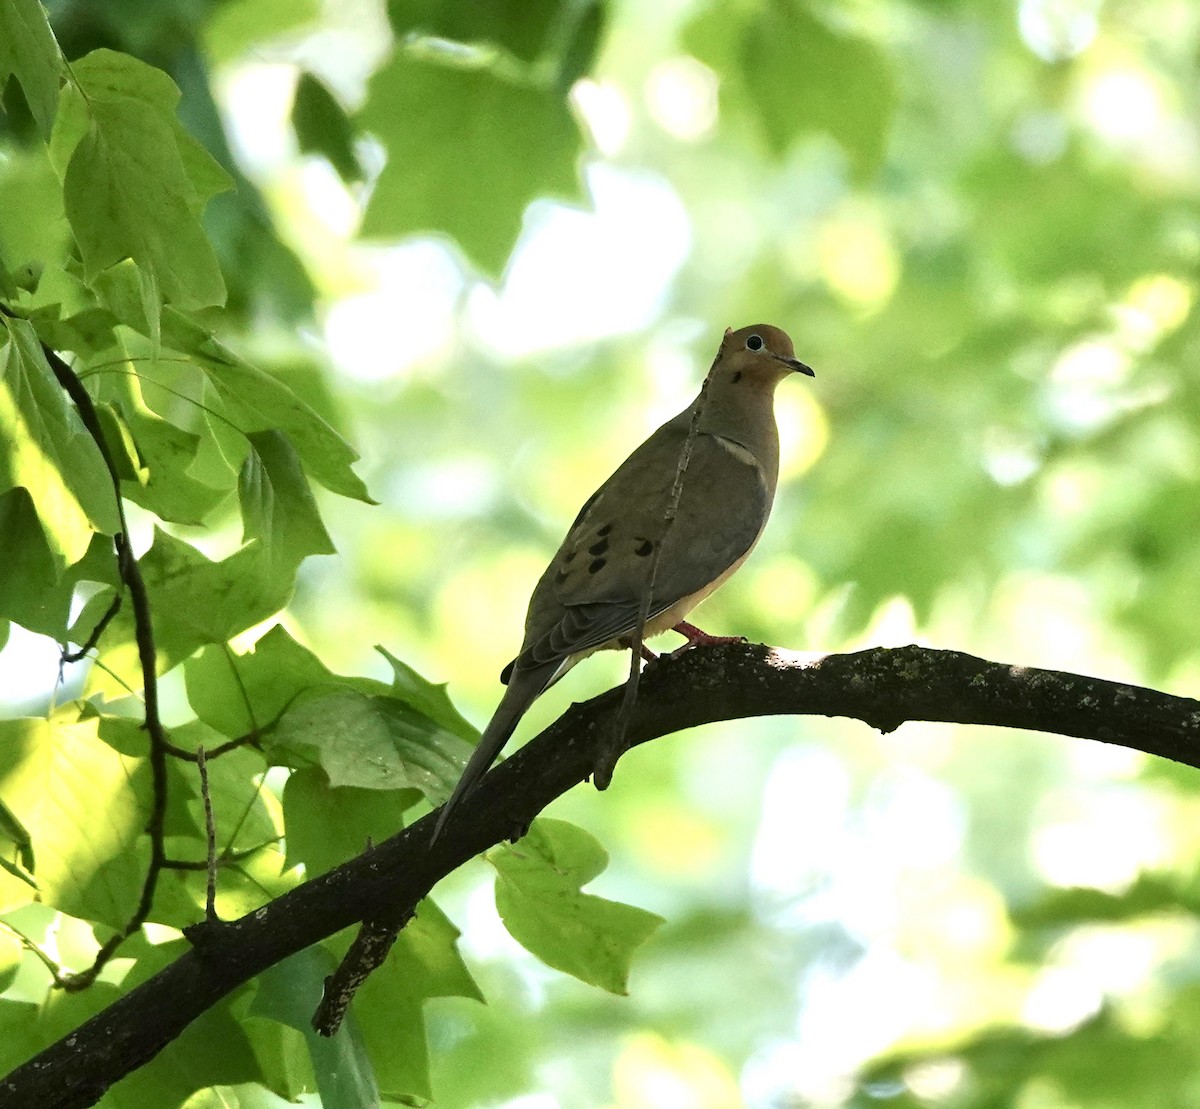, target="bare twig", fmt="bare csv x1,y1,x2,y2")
599,366,714,789
59,593,122,665
162,732,258,763
0,921,70,990
161,840,280,871
196,747,219,925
